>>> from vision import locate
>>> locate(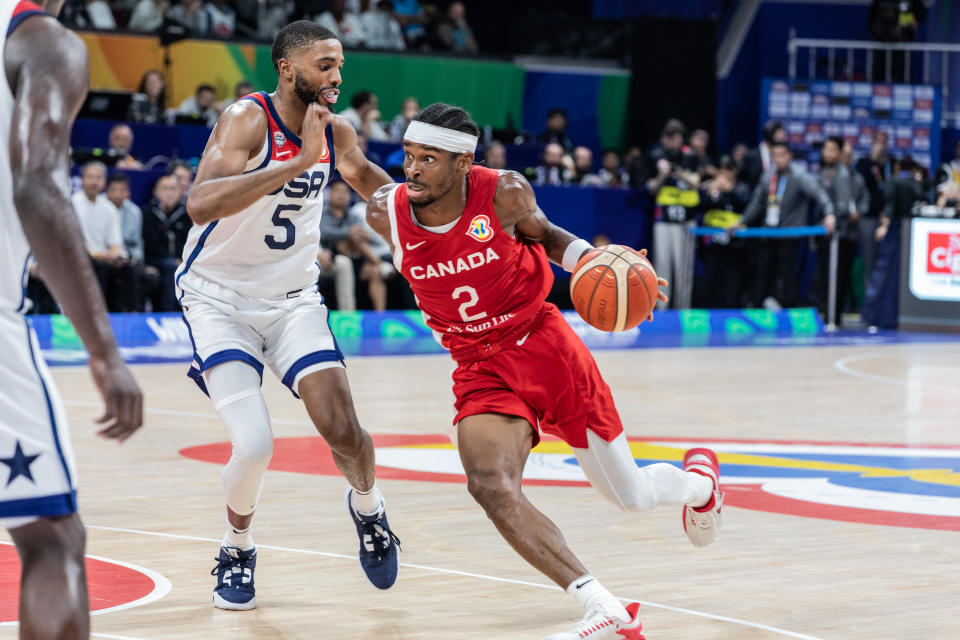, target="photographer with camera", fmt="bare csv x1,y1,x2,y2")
643,119,701,309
